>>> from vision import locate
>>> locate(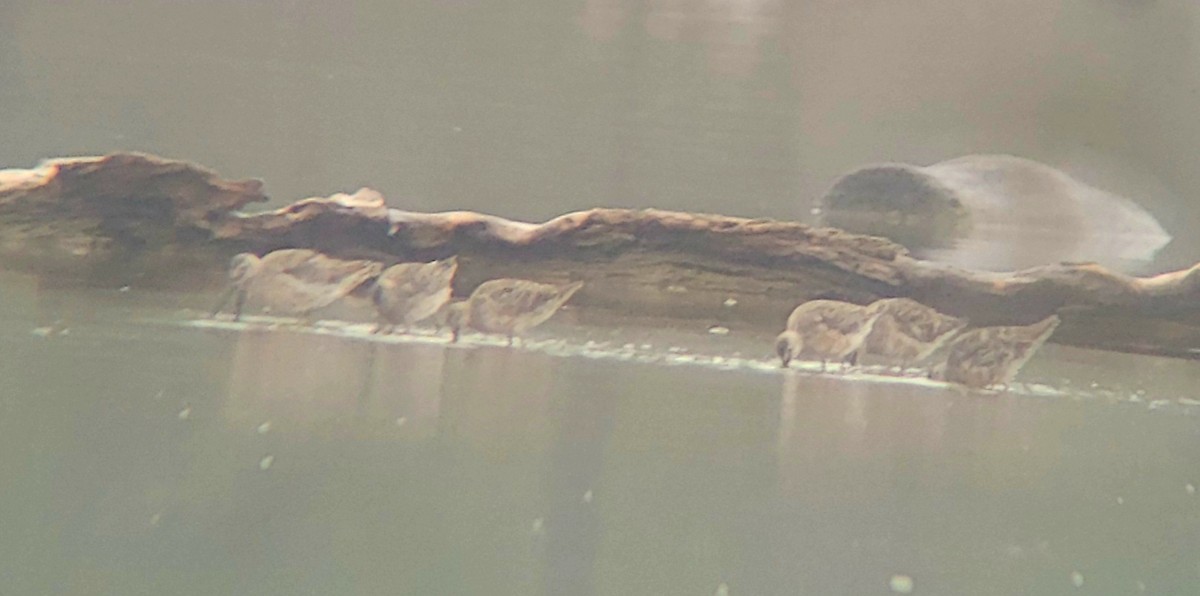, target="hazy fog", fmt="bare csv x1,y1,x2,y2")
2,0,1196,266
